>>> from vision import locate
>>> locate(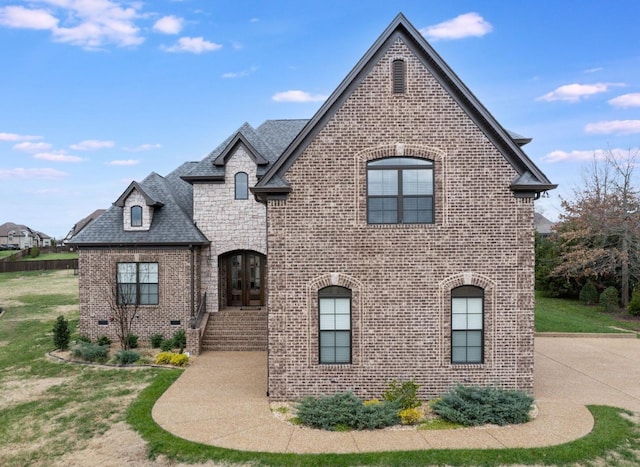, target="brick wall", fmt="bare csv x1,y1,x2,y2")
77,247,200,344
193,146,267,312
266,38,535,401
